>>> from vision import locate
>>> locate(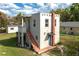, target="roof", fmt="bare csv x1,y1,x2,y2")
60,22,79,27
7,25,18,27
31,13,60,17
